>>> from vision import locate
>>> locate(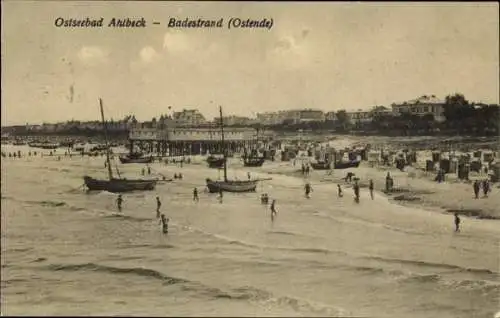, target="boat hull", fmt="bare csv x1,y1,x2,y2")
310,161,361,170
207,157,225,169
243,158,265,167
335,160,361,169
206,179,257,193
83,176,157,193
310,162,331,170
119,156,153,164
